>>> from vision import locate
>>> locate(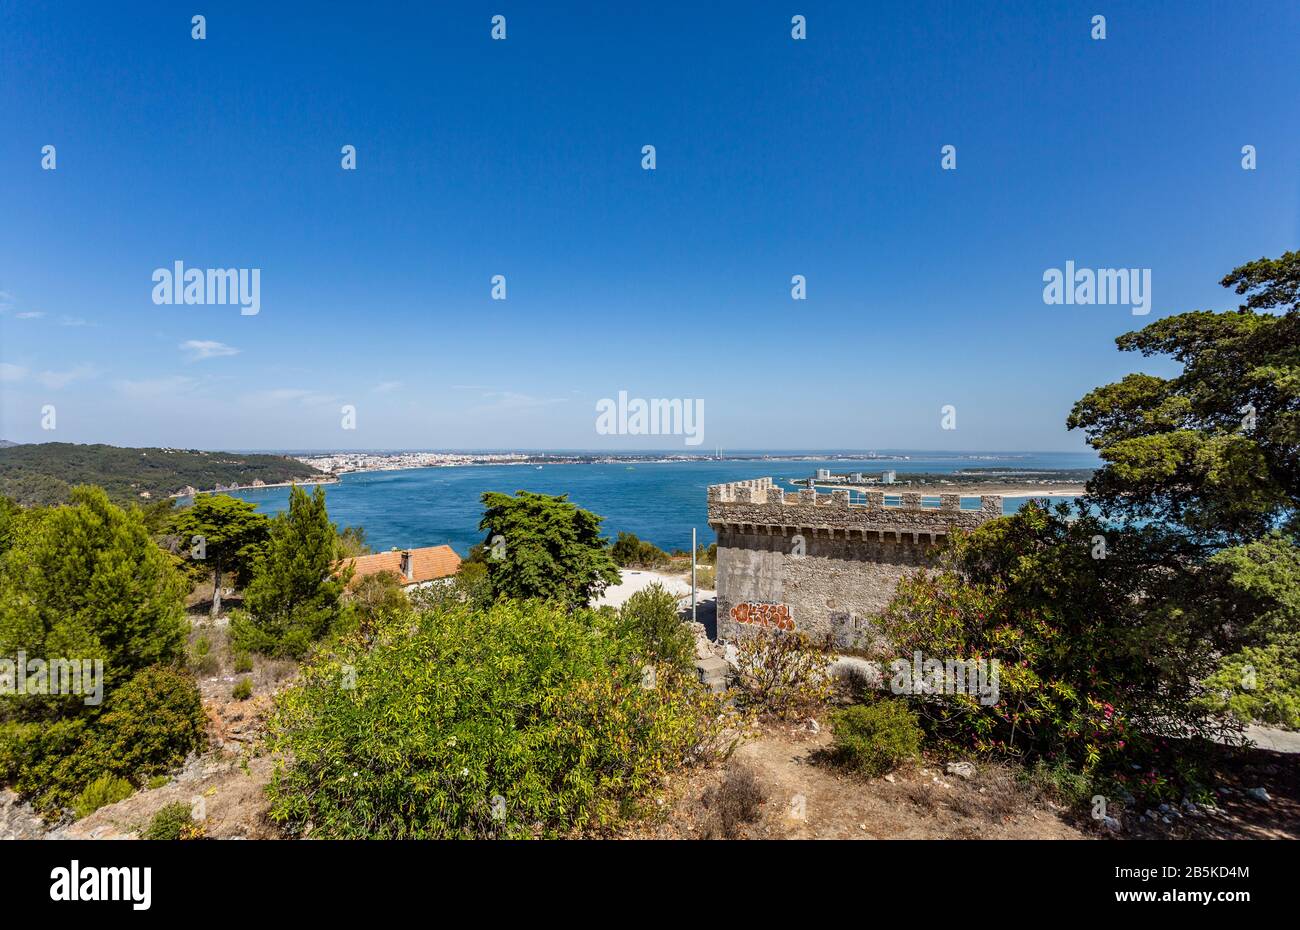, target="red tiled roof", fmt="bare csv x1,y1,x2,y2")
338,545,462,587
